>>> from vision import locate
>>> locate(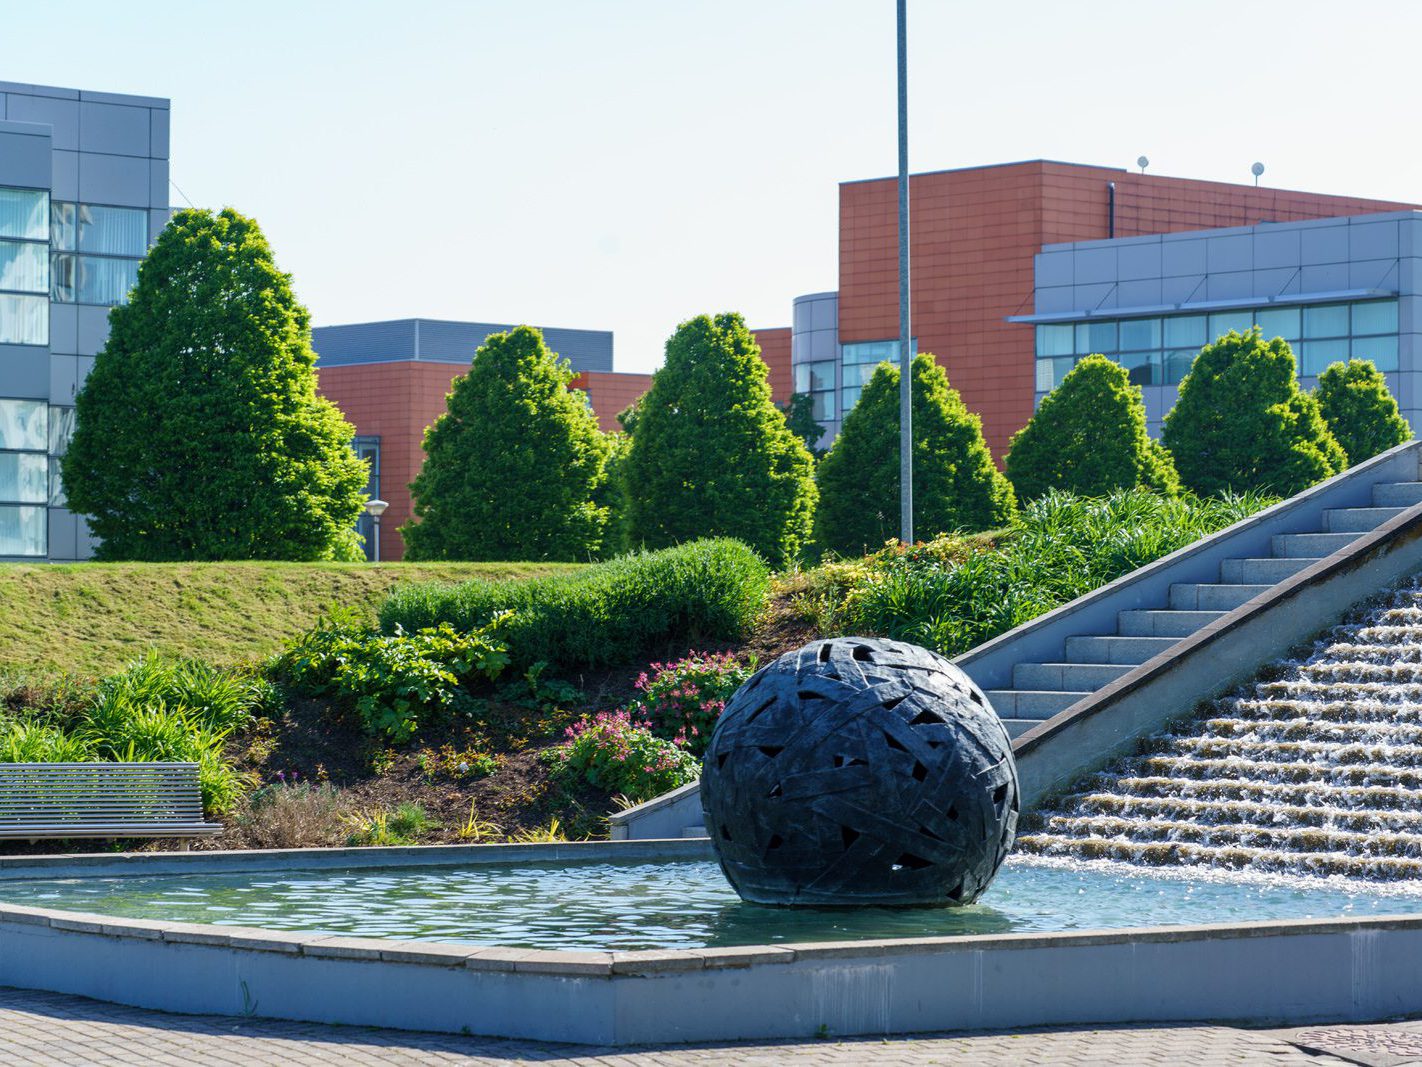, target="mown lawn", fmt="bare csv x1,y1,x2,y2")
0,561,581,677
